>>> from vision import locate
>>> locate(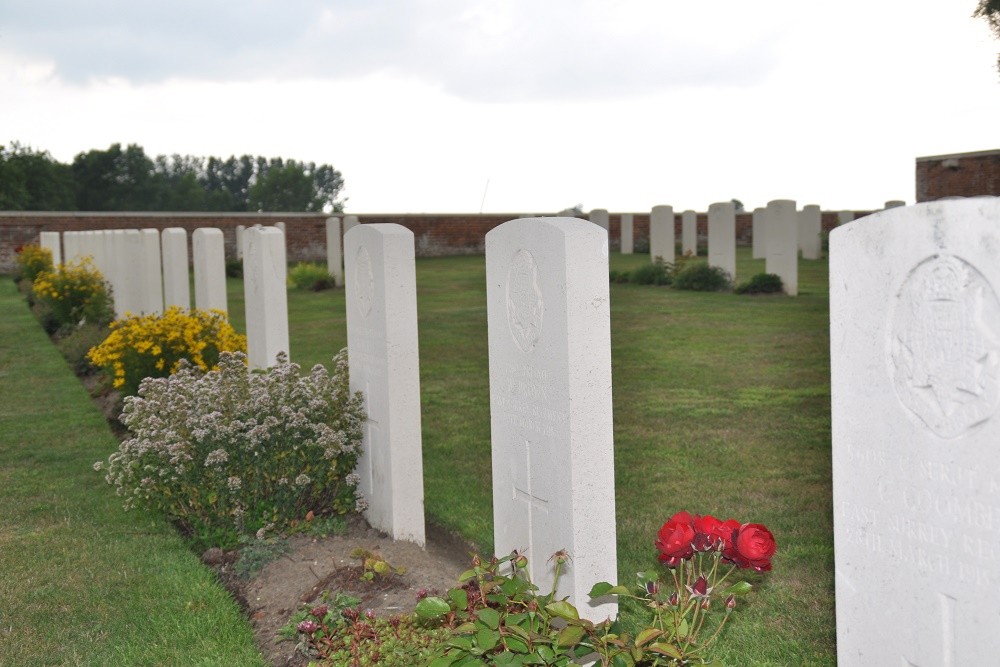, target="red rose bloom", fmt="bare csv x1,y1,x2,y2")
655,511,696,567
731,523,777,571
693,515,740,553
